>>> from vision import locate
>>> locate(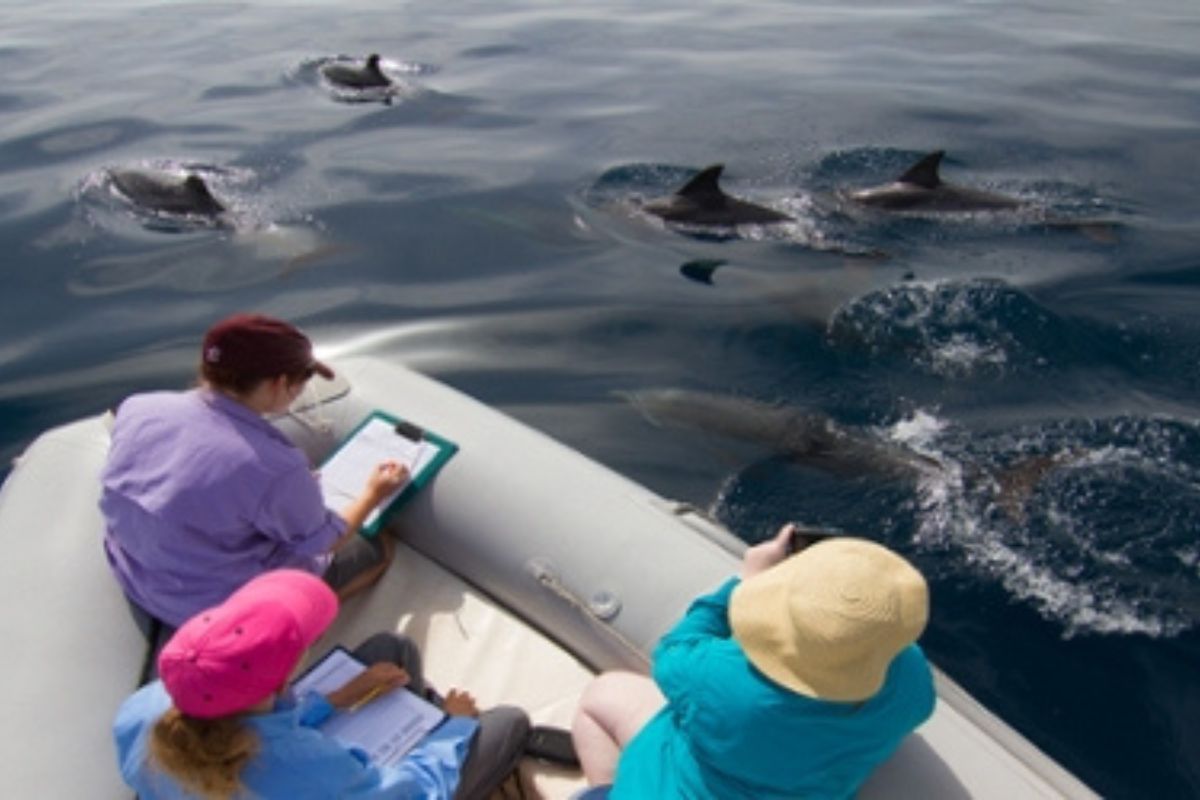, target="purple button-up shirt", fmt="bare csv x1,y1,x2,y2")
101,388,346,626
